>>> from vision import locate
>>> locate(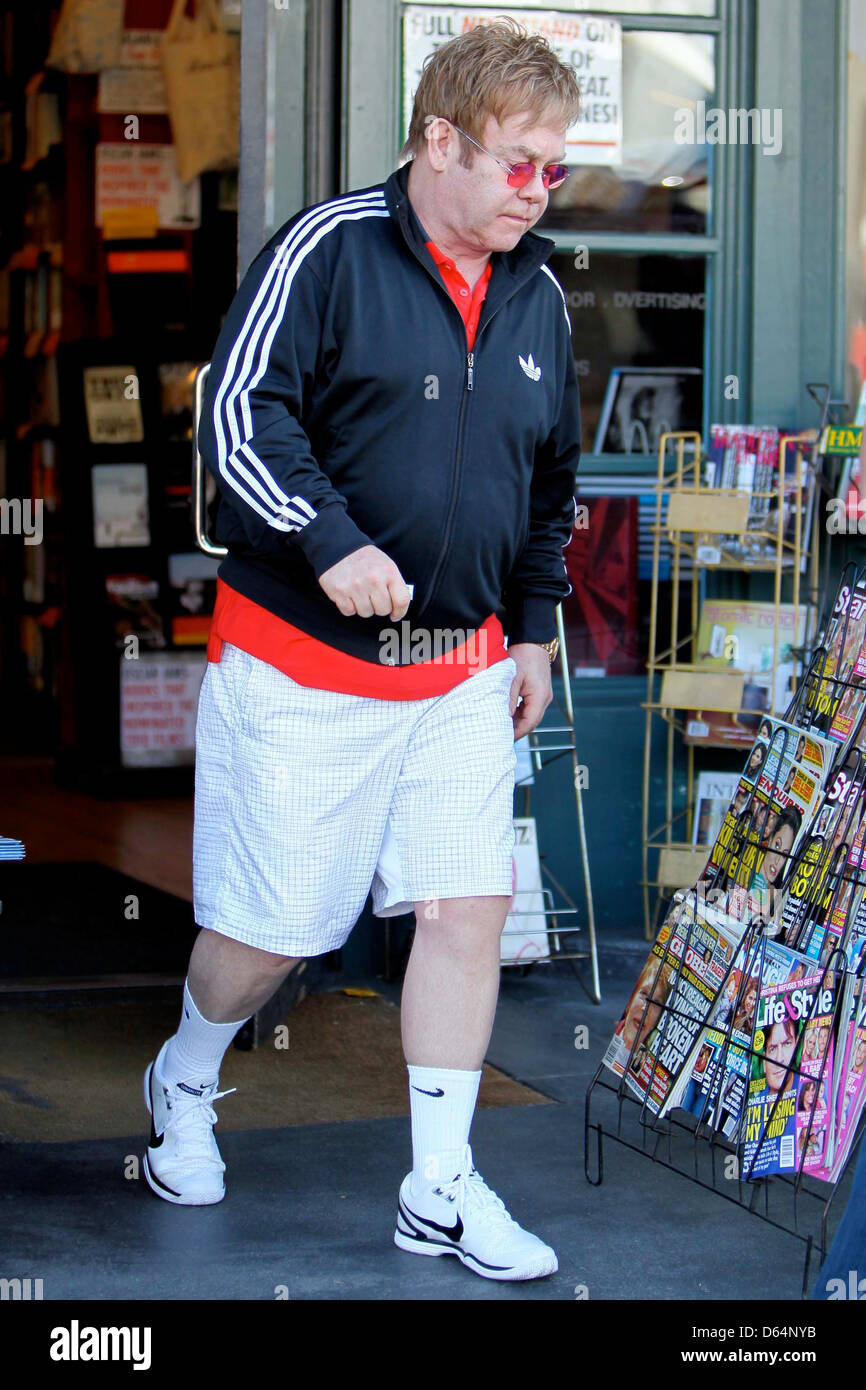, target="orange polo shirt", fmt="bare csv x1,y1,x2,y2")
206,243,507,697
